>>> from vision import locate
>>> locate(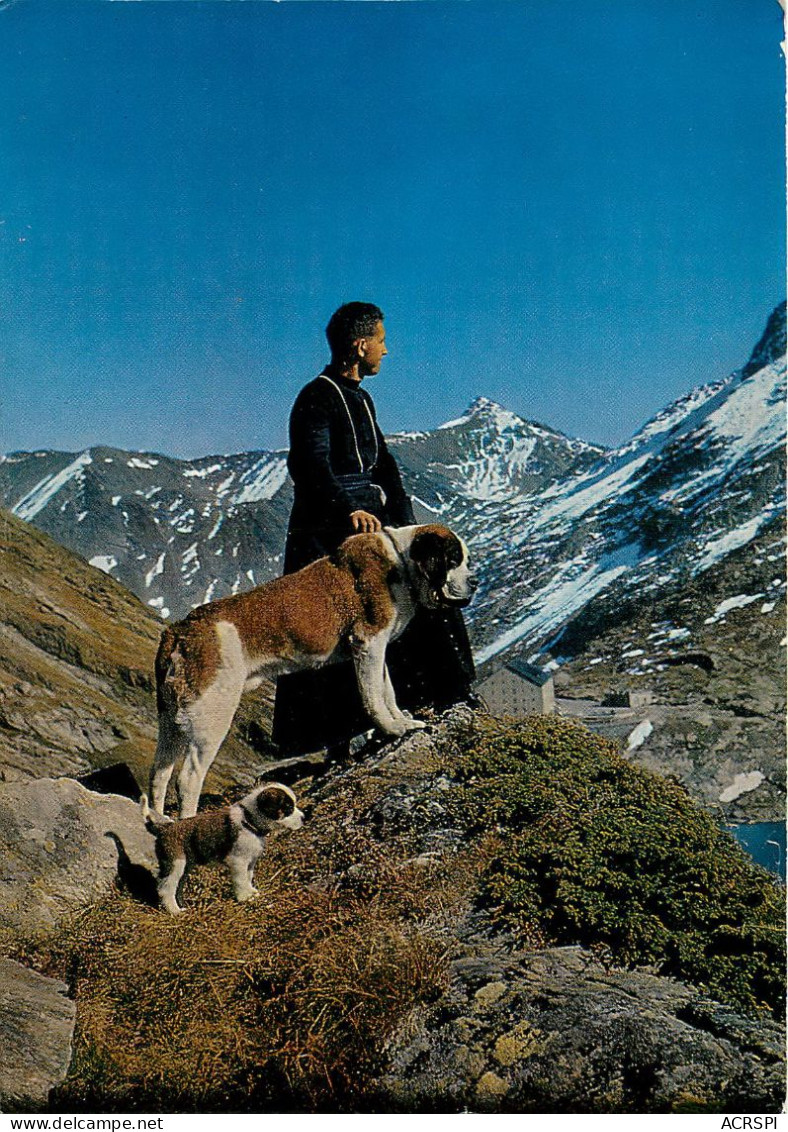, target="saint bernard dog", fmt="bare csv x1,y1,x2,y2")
149,524,476,818
141,782,304,914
